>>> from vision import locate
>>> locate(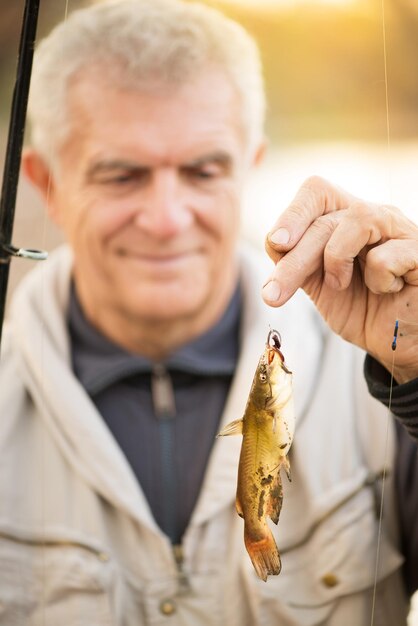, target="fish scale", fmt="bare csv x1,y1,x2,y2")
218,329,294,581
